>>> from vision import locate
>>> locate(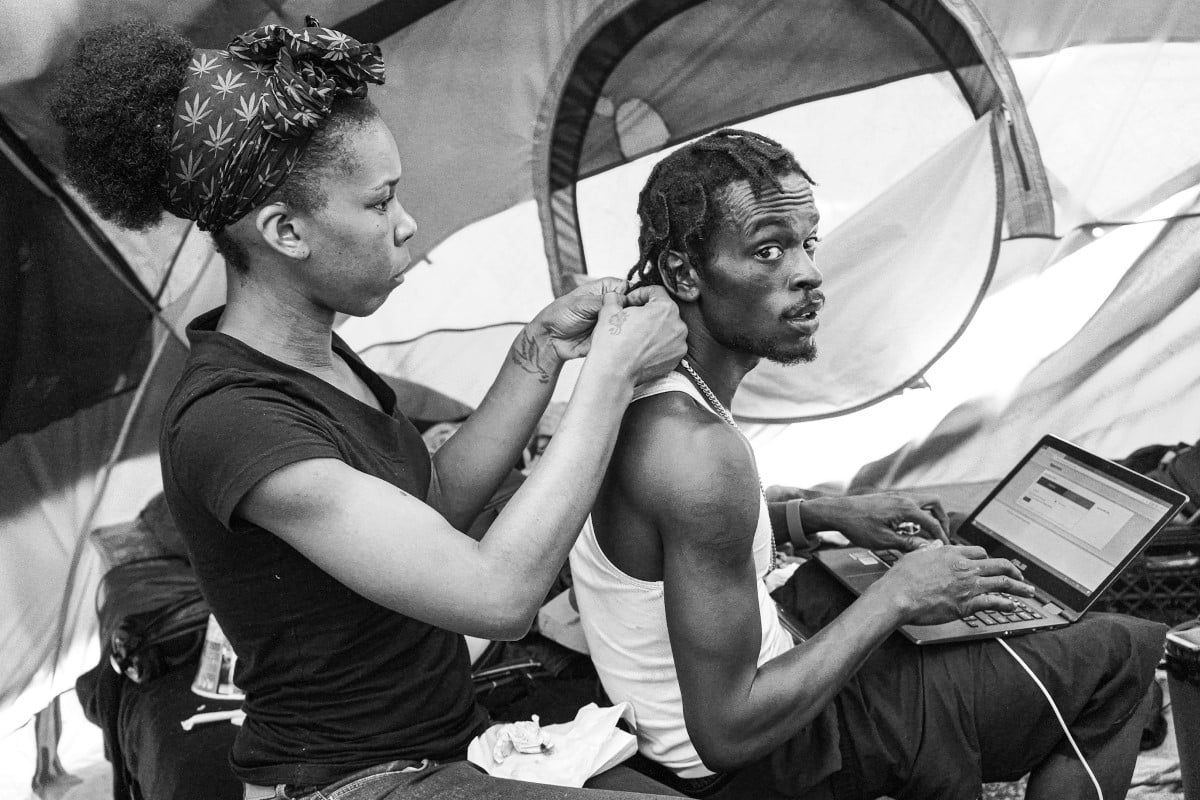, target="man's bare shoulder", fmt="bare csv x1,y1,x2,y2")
611,389,760,548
